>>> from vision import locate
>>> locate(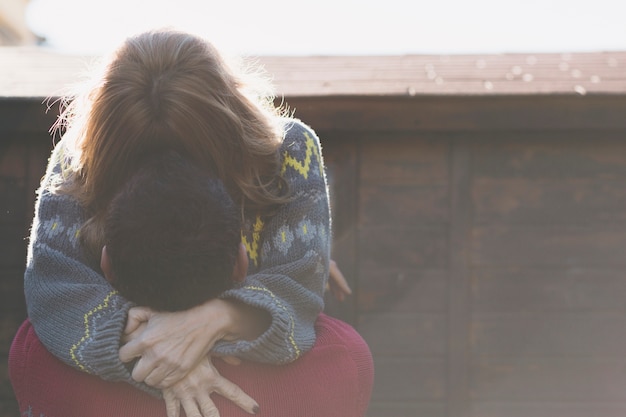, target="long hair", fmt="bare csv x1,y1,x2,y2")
54,29,289,259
